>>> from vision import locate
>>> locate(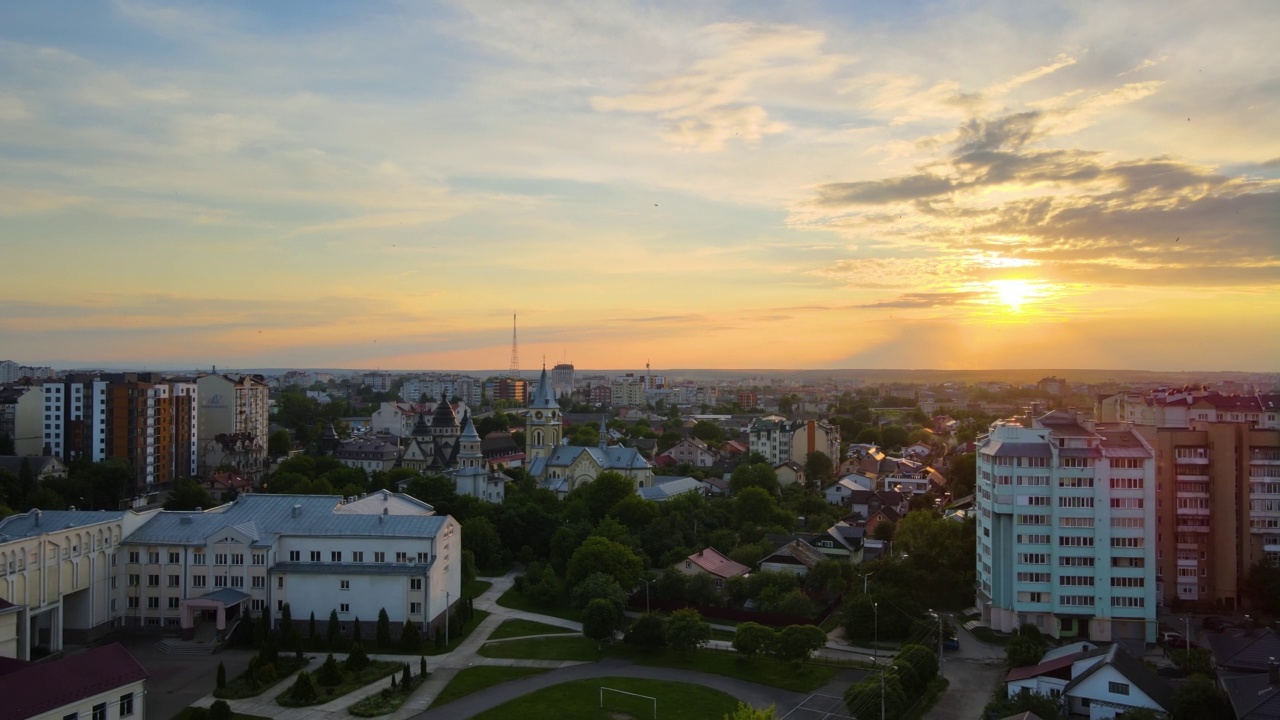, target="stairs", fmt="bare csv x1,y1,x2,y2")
155,638,215,655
